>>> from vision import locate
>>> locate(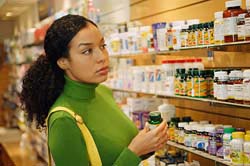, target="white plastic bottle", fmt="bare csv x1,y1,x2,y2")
158,103,175,122
244,134,250,166
214,11,224,44
230,132,245,166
